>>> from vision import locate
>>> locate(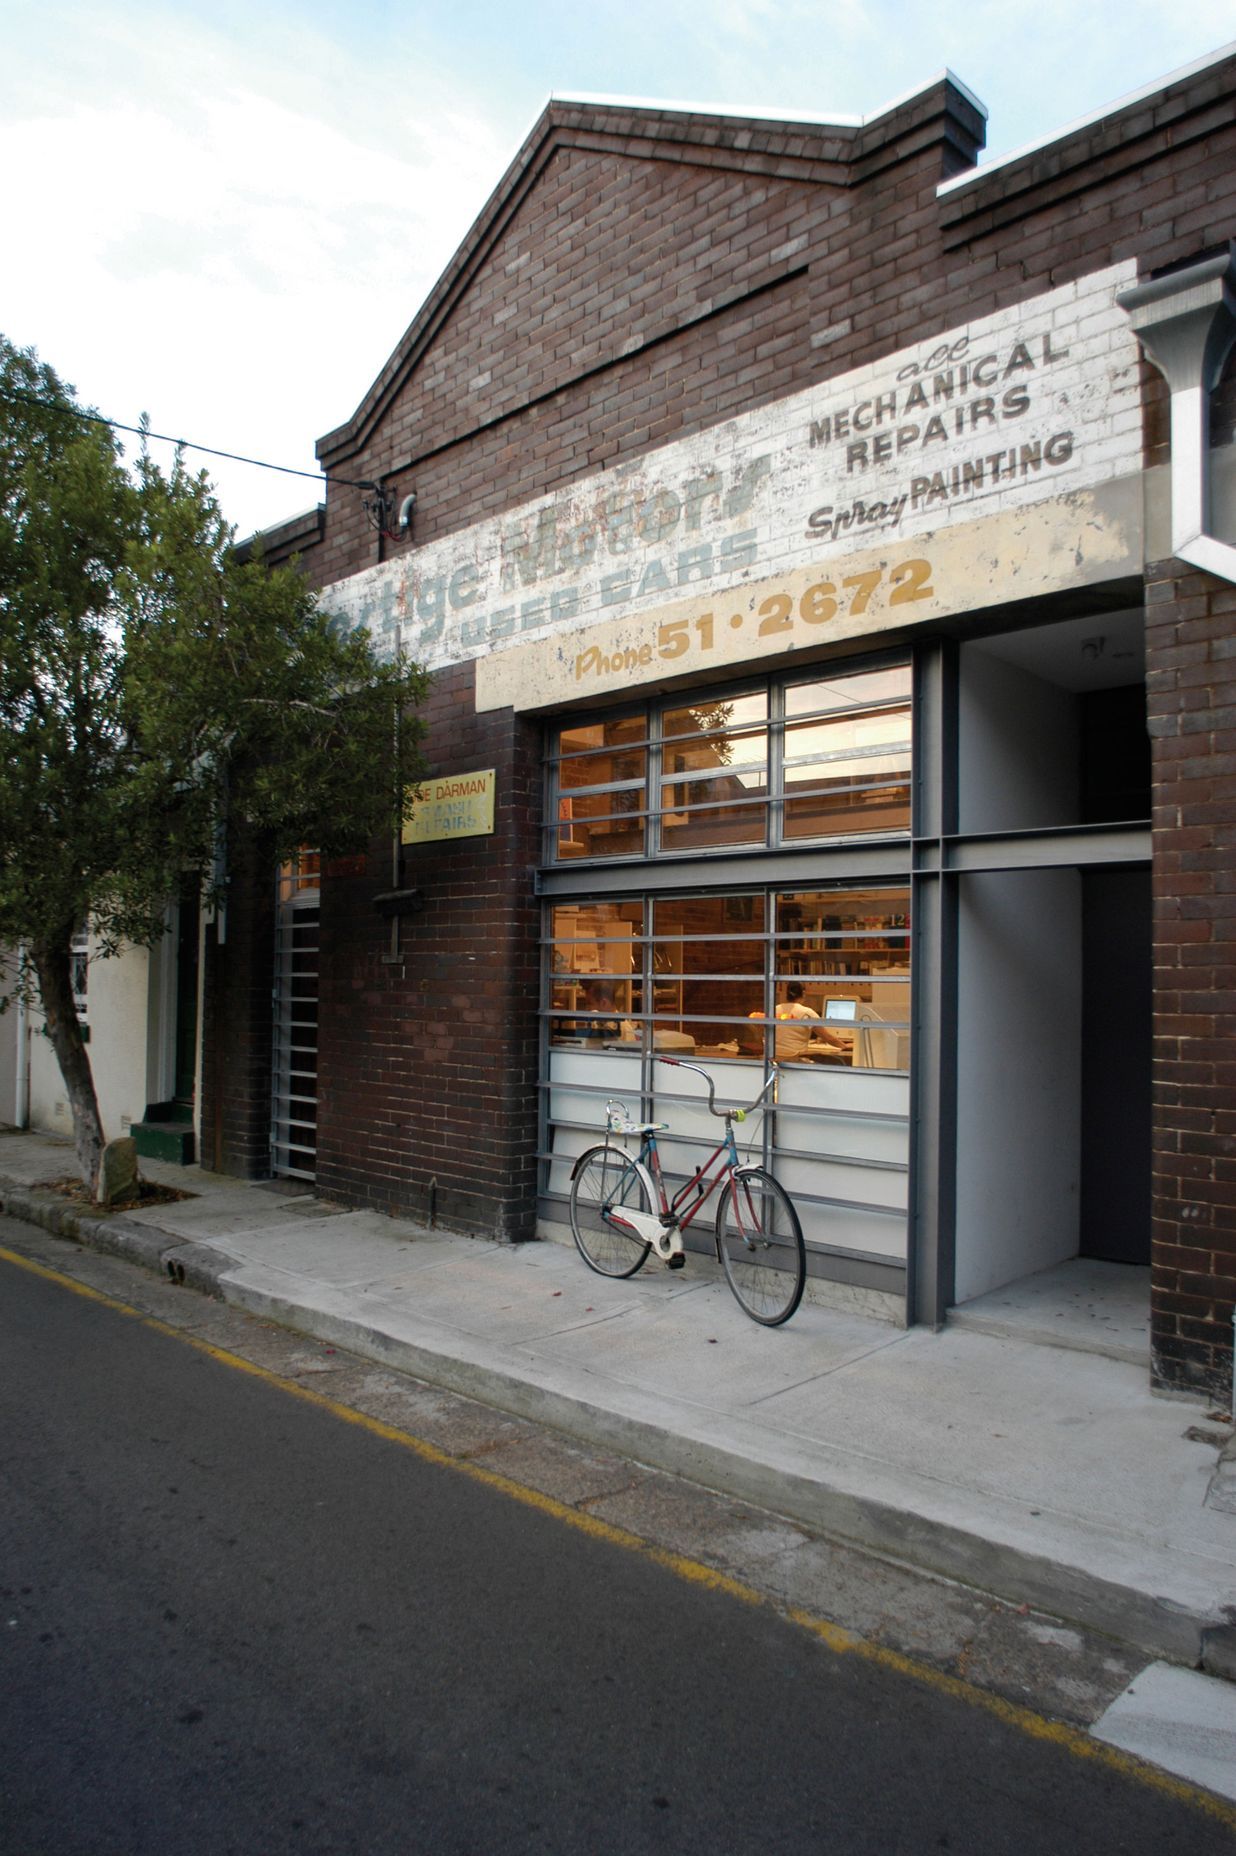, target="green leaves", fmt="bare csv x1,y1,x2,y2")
0,334,427,958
